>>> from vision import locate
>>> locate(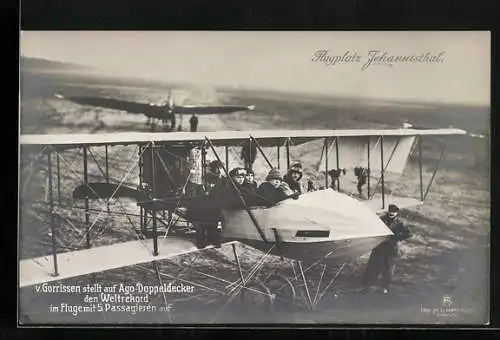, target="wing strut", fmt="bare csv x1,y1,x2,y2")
225,145,229,170
335,137,340,191
286,138,291,170
150,142,159,256
204,137,268,243
272,228,284,261
324,138,329,189
369,137,401,200
105,145,110,213
249,135,273,169
380,136,385,209
367,137,371,198
423,138,448,201
82,147,92,248
277,145,280,168
55,153,61,206
418,136,424,201
47,149,59,277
